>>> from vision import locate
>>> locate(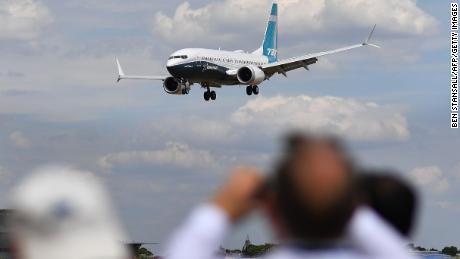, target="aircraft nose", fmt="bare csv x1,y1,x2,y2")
166,58,181,68
167,64,181,77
